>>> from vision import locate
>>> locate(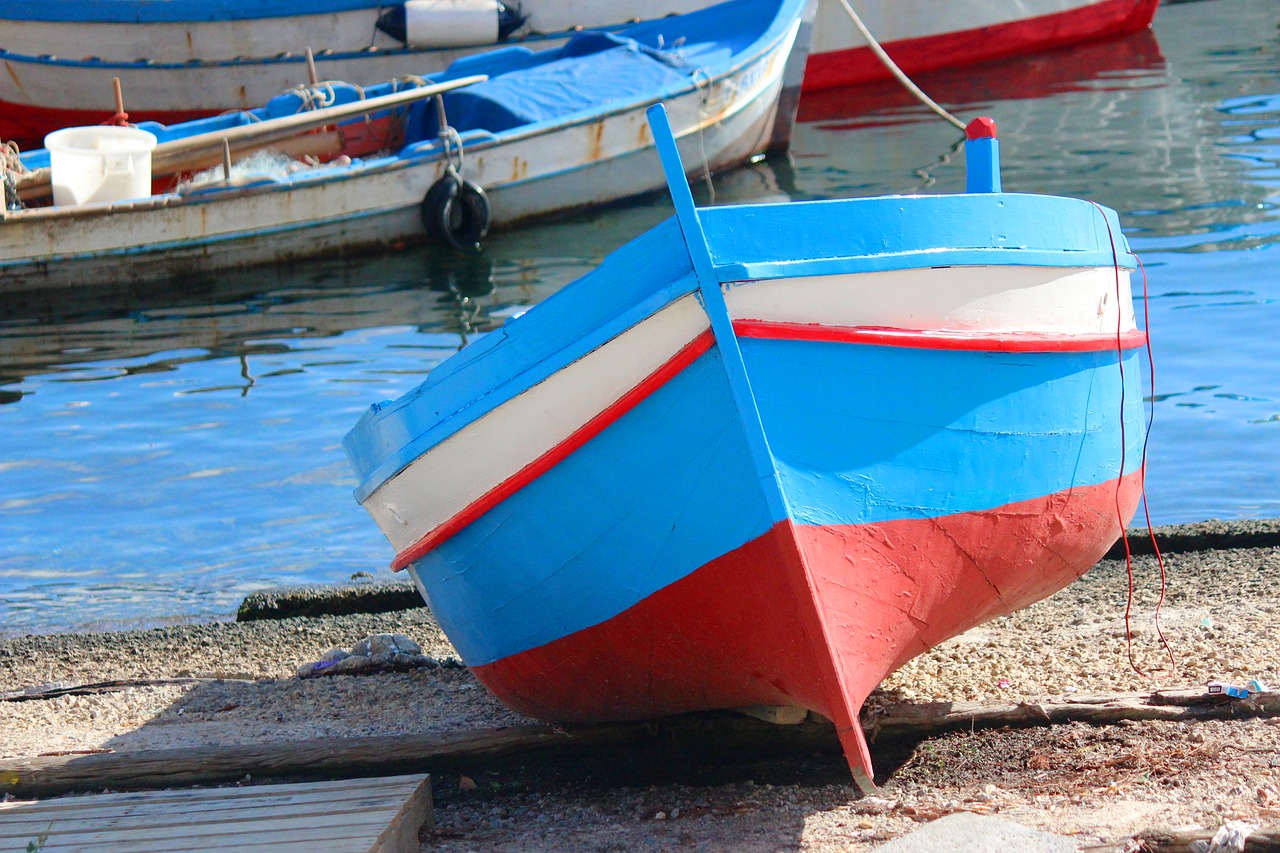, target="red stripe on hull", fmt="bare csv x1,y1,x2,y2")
470,471,1143,786
733,319,1148,353
802,0,1160,92
390,330,715,571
